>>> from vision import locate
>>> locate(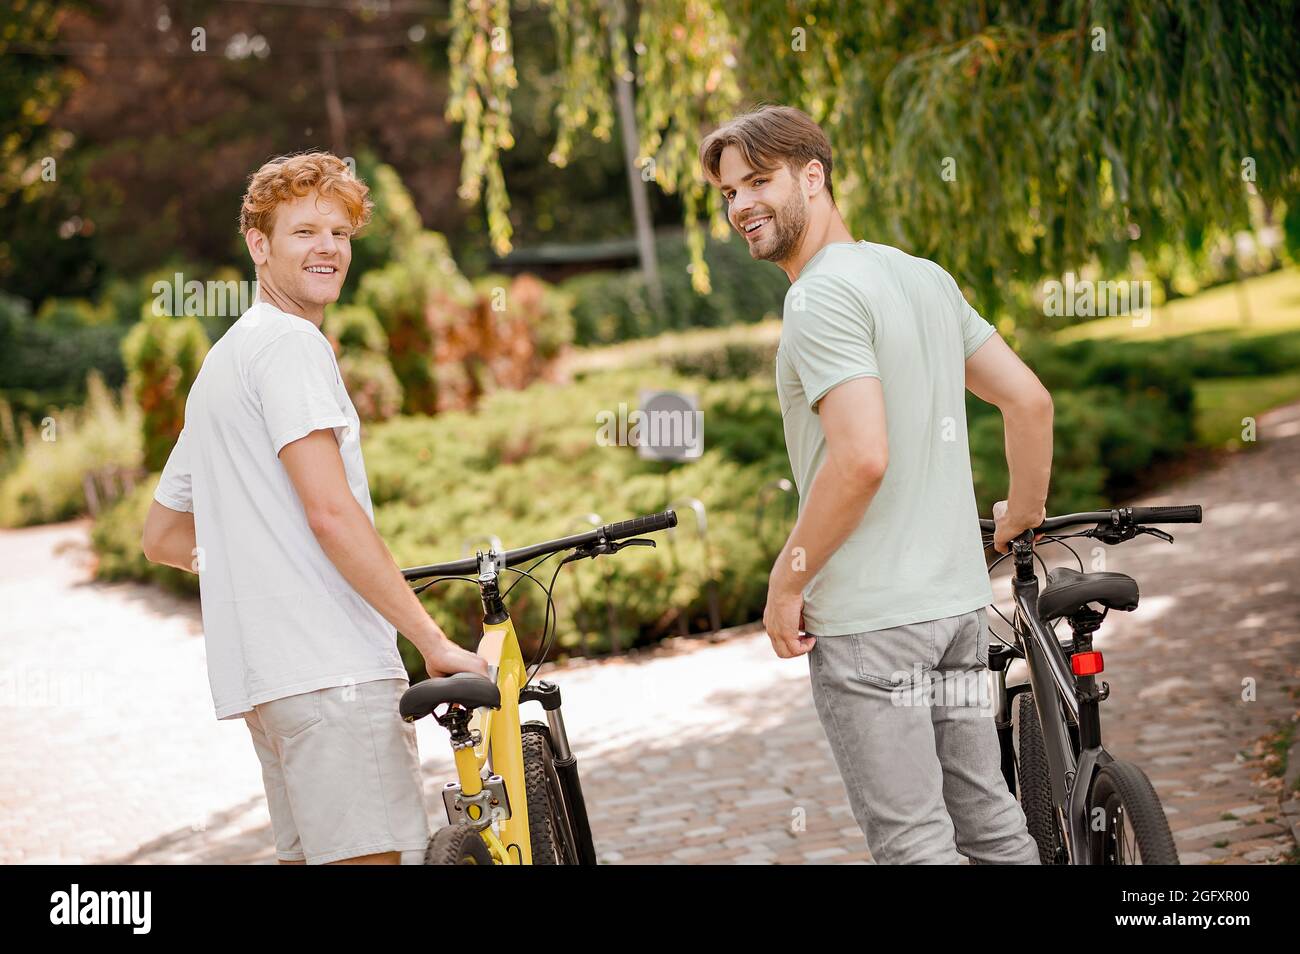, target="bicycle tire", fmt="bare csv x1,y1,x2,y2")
521,729,577,864
1014,691,1065,864
1087,760,1180,865
426,823,493,865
